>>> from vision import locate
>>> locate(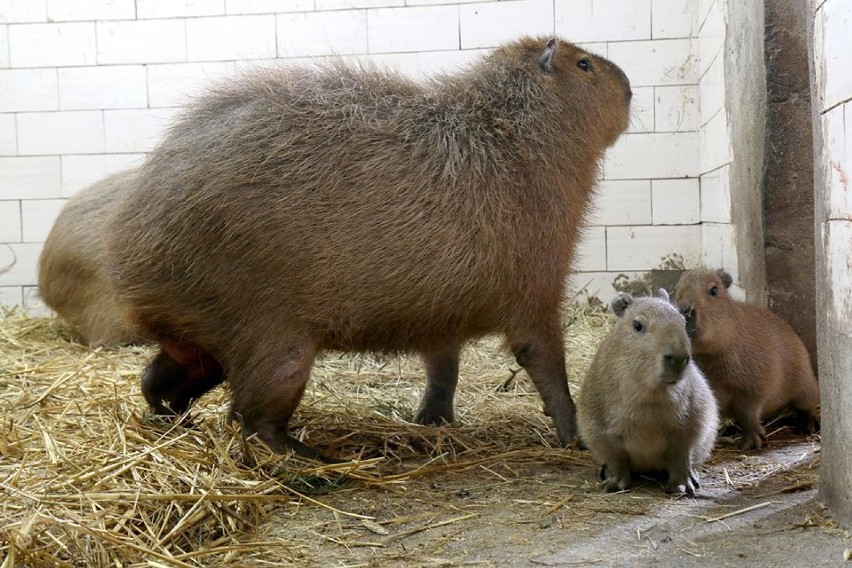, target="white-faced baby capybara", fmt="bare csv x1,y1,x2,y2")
674,268,819,450
38,170,141,347
106,36,632,457
577,290,719,495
